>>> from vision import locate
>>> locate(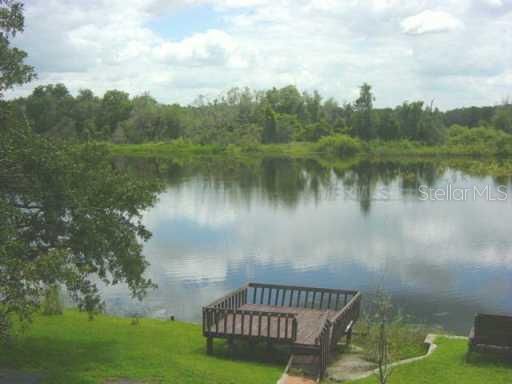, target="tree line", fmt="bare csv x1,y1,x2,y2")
10,83,512,146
